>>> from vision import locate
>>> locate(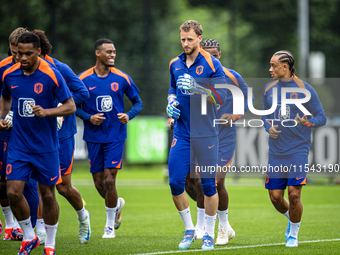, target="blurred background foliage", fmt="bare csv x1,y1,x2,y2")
0,0,339,115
